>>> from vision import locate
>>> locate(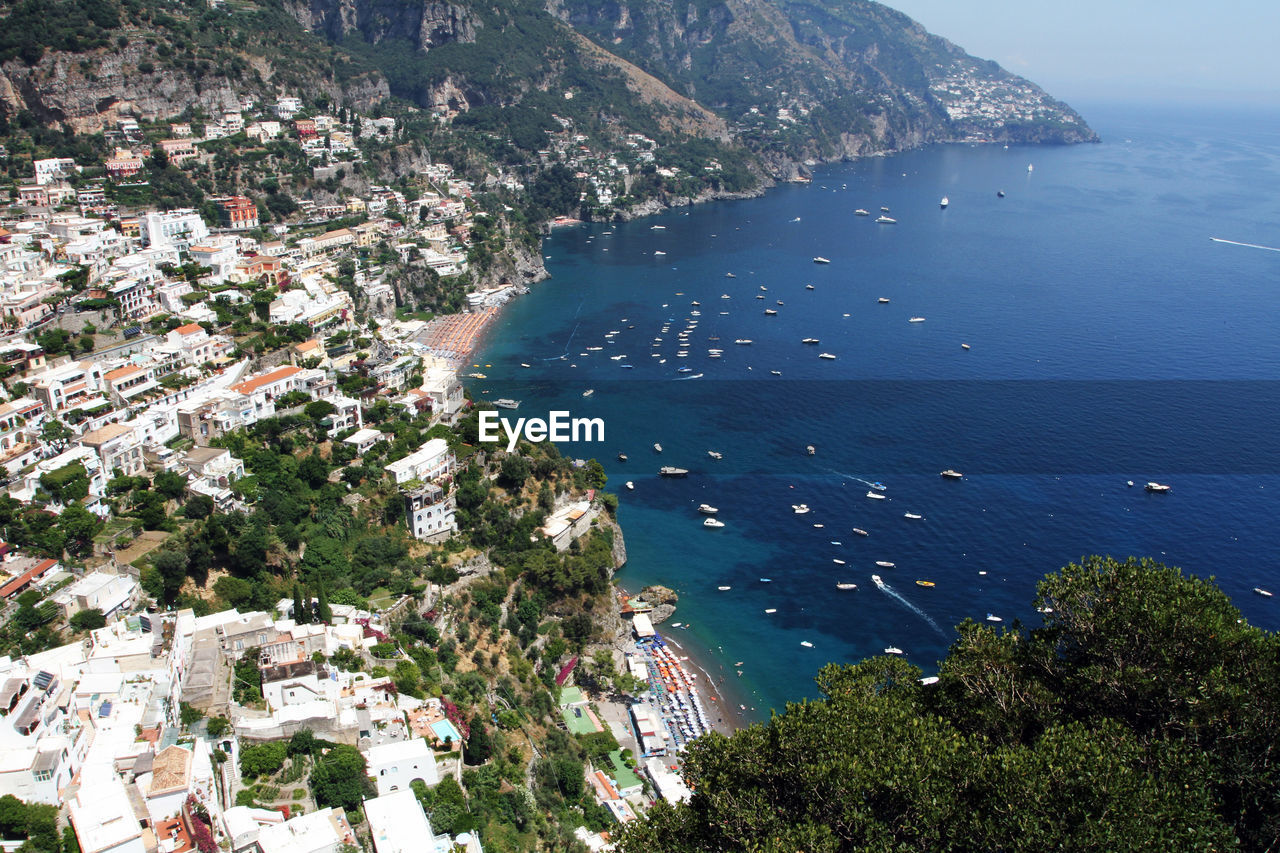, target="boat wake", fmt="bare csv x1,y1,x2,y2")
825,469,886,491
873,577,945,637
544,315,584,361
1210,237,1280,253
